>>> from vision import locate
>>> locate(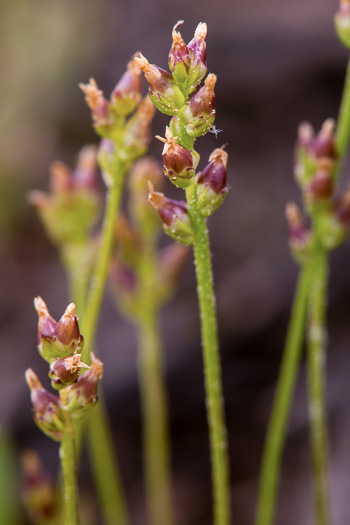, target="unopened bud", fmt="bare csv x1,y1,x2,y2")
148,183,194,245
121,96,156,161
74,145,100,191
156,127,199,188
49,354,88,390
196,147,228,216
134,53,185,115
335,0,350,49
110,58,142,116
187,22,208,94
79,78,113,137
311,119,337,160
168,21,191,86
34,298,84,363
21,450,57,523
62,354,103,419
178,74,216,137
306,160,334,204
25,369,65,441
286,203,314,263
